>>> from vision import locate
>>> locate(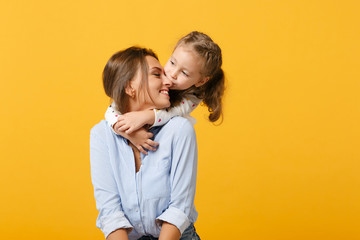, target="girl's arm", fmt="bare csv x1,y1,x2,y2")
105,103,158,154
153,94,201,127
105,103,153,135
111,94,200,154
115,109,155,134
104,103,121,134
114,93,201,135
